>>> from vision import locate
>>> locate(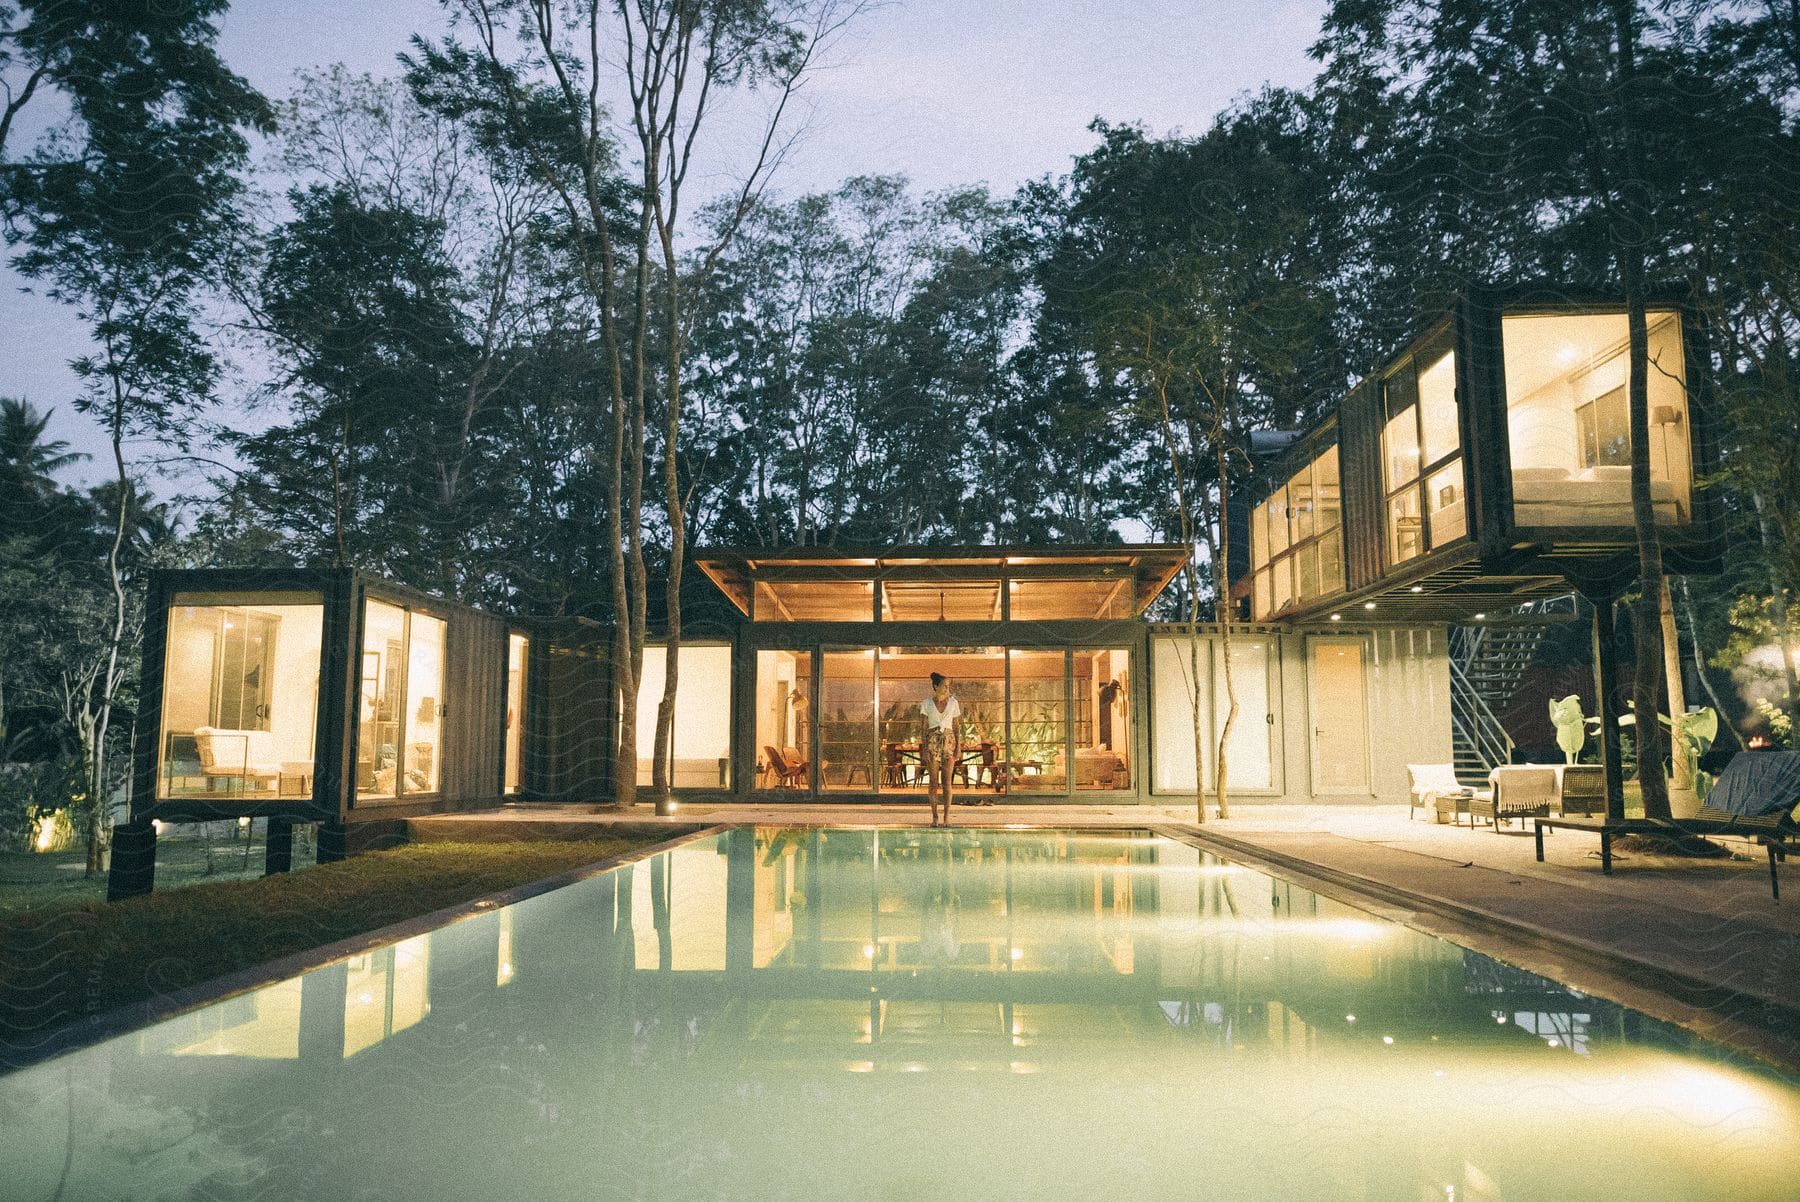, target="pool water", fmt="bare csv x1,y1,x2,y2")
2,828,1796,1200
